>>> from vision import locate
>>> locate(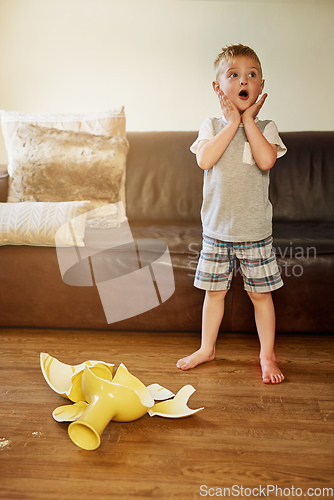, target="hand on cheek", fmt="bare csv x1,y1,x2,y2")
215,89,240,126
242,93,268,123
